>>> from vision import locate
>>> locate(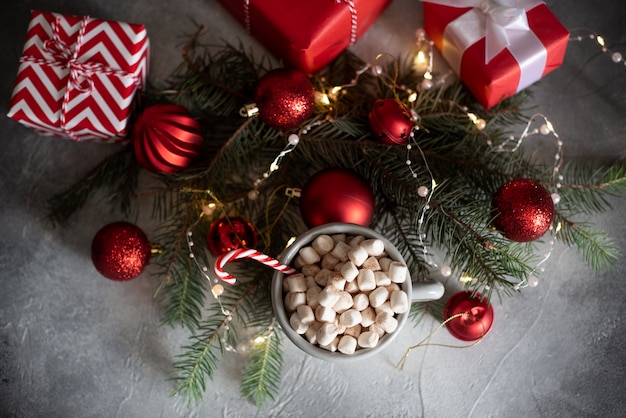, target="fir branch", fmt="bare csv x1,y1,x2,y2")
47,147,138,224
555,213,620,272
240,323,283,408
558,163,626,215
170,279,263,404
